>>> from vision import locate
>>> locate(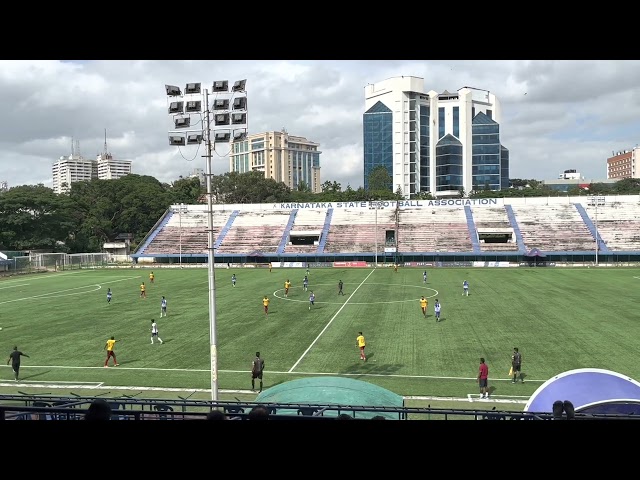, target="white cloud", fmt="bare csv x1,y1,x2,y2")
1,60,639,190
